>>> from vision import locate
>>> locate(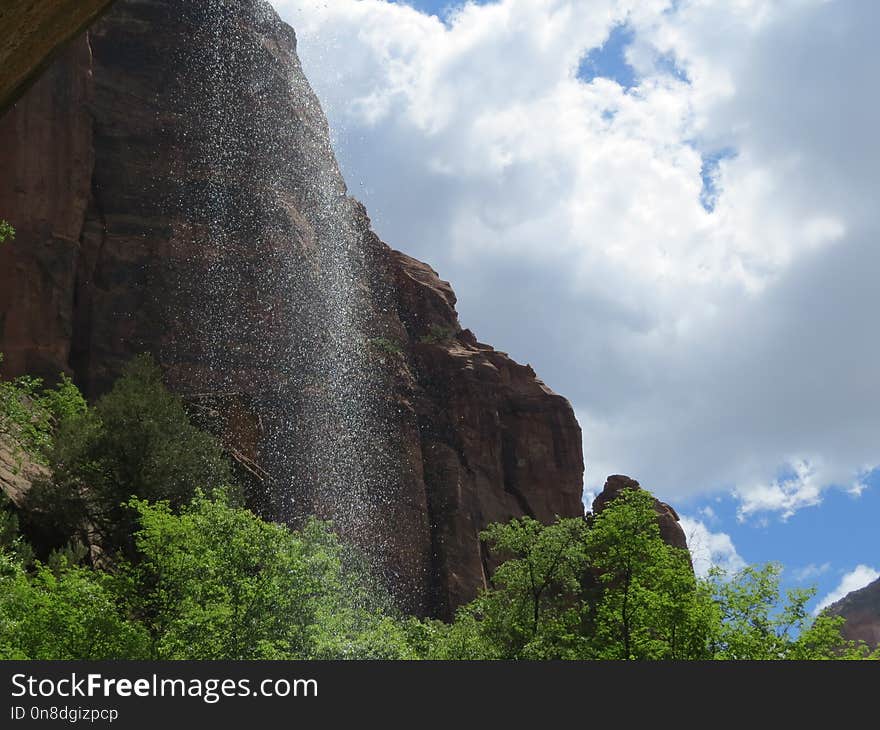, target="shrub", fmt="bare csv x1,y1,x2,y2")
0,220,13,245
419,324,458,345
368,336,405,357
0,354,87,463
27,355,236,559
125,495,414,659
